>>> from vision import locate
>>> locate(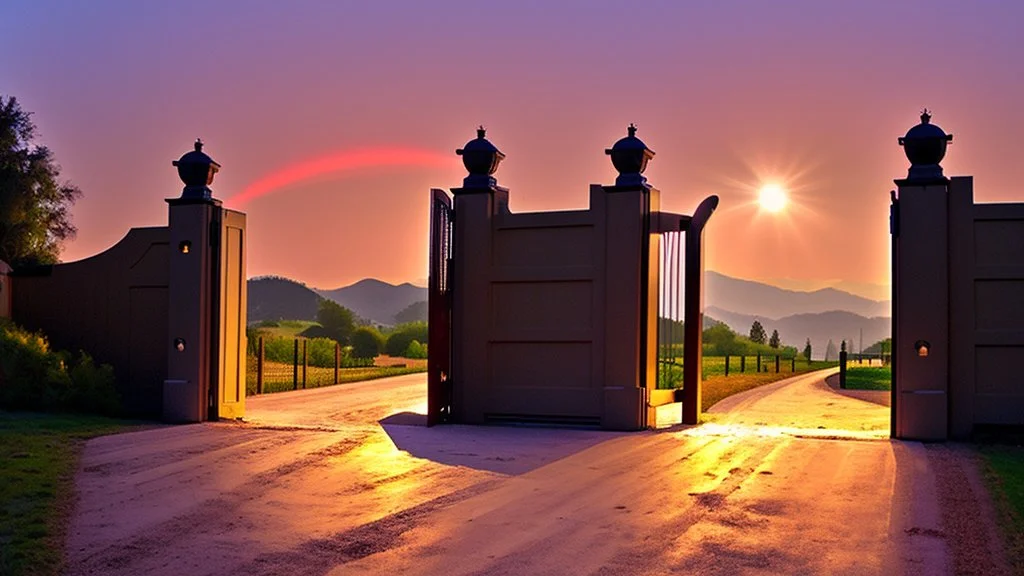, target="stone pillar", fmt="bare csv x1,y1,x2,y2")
449,128,505,424
892,112,953,440
164,140,222,423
